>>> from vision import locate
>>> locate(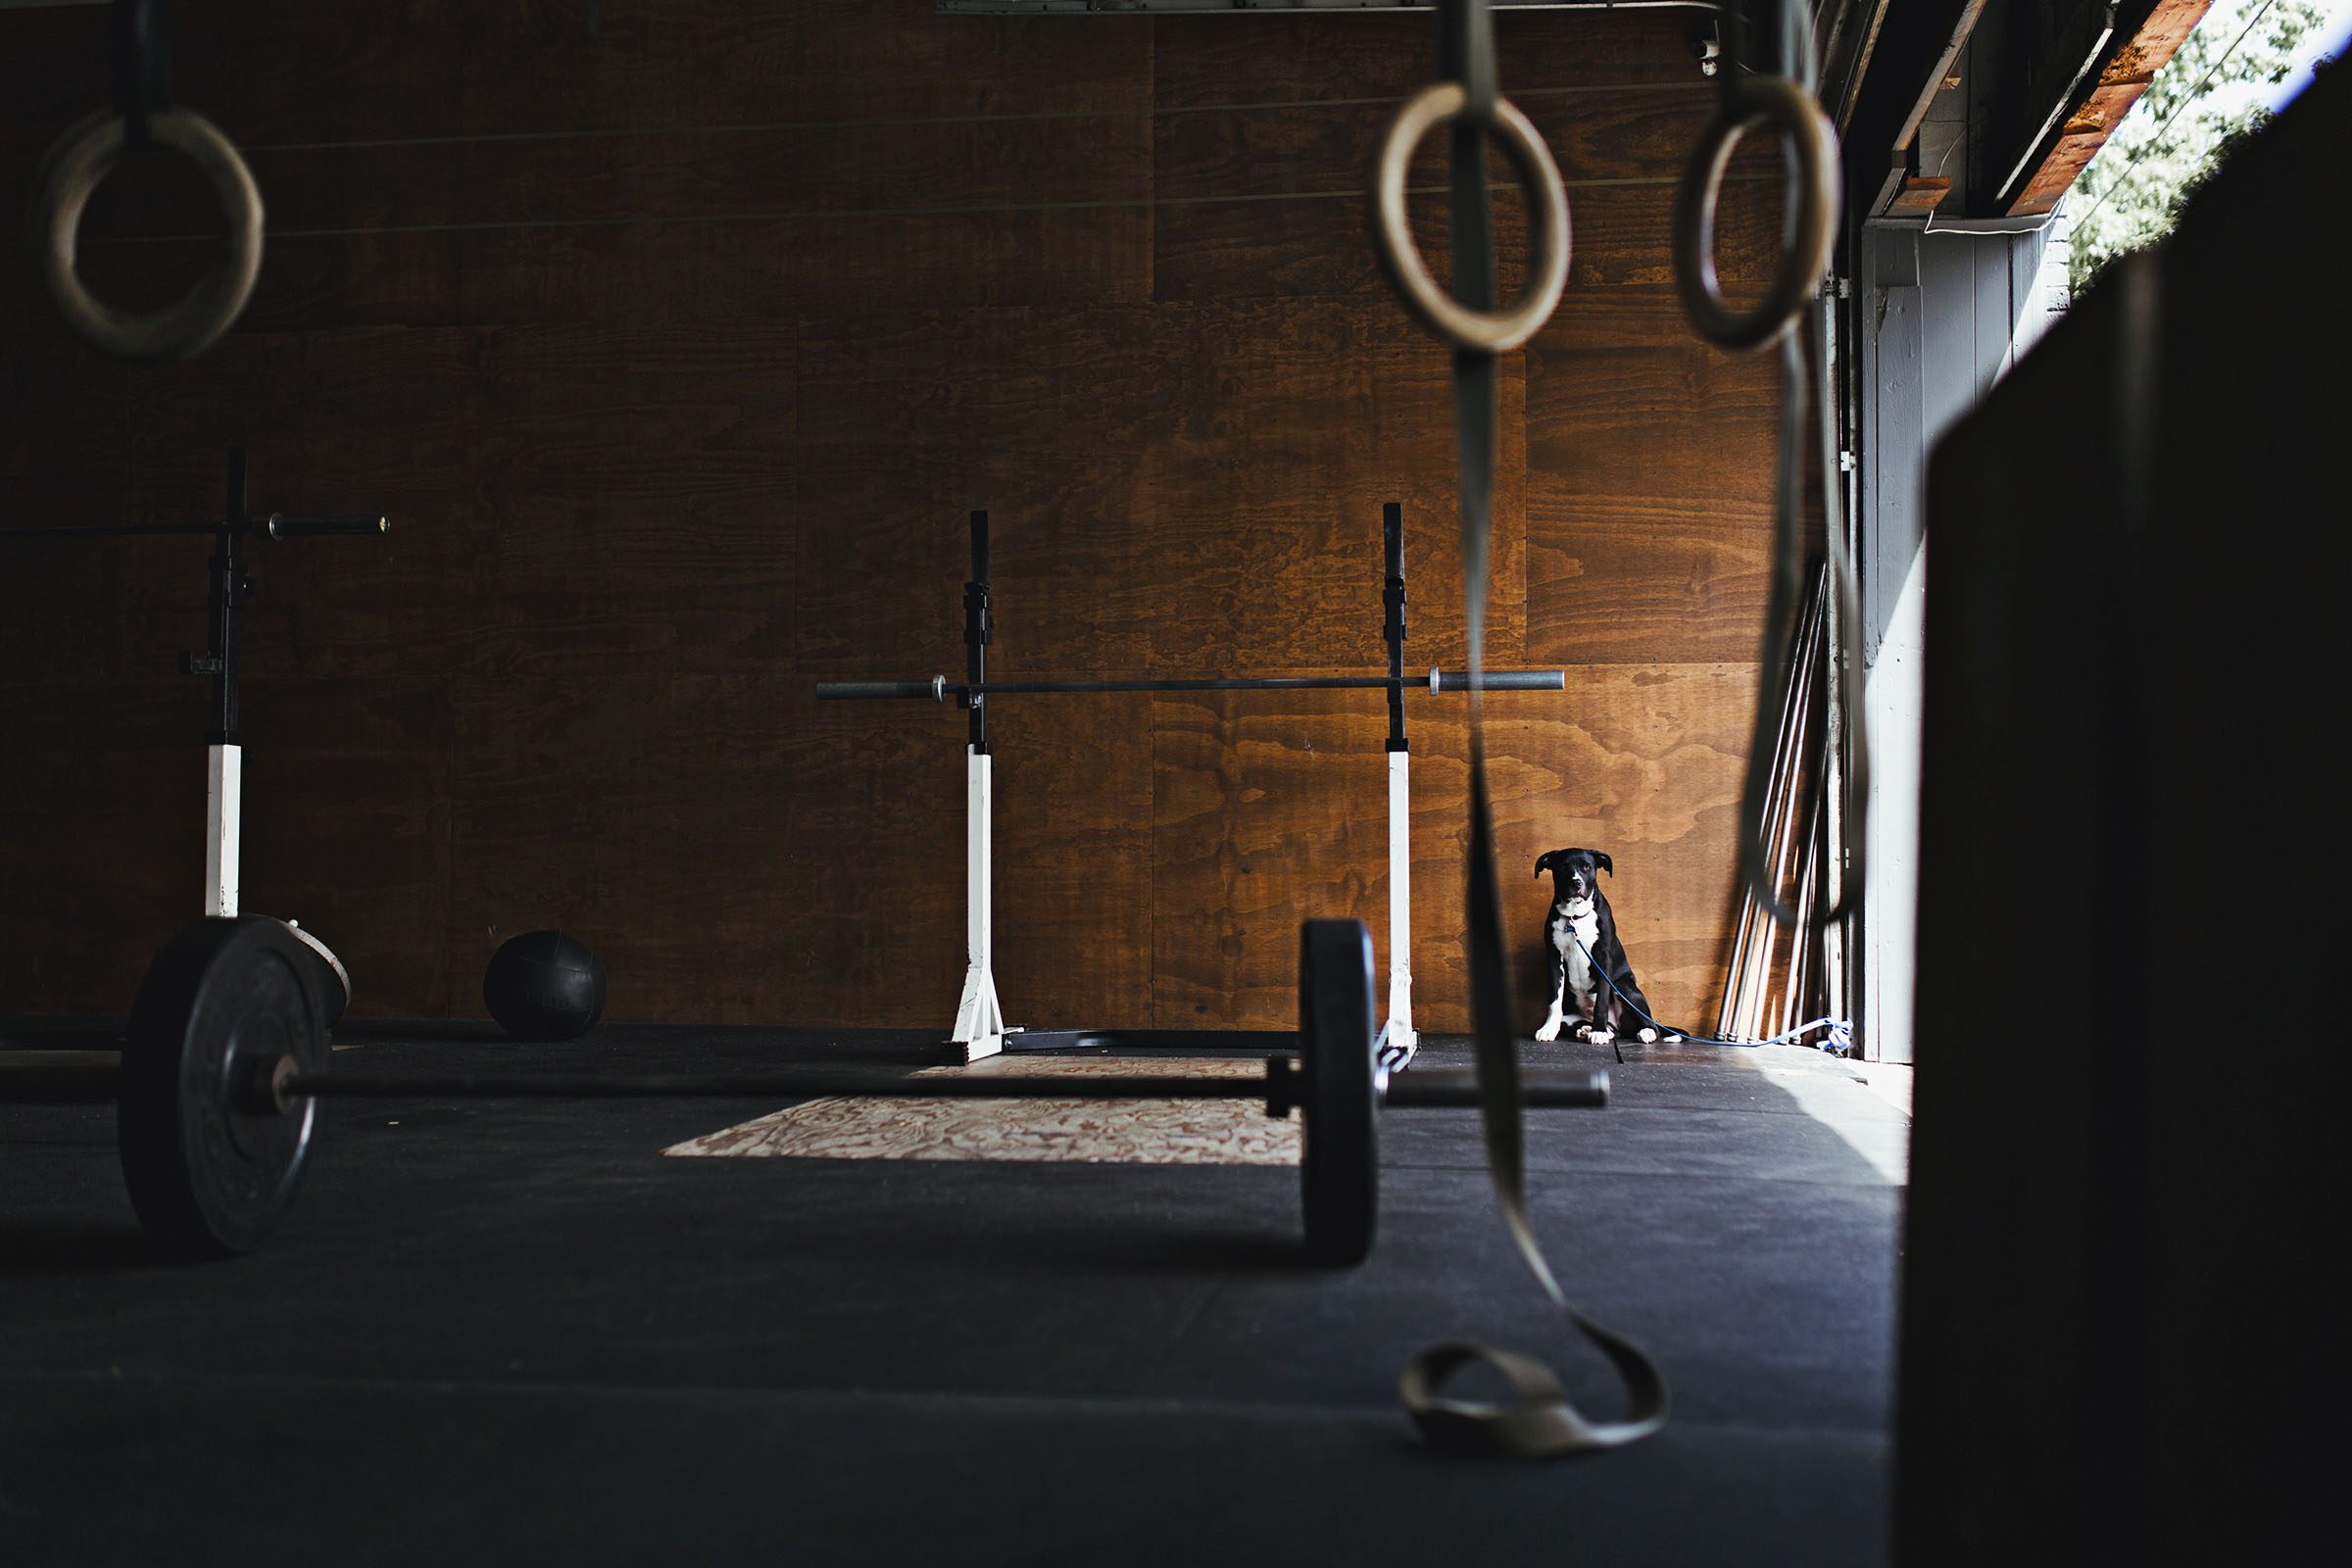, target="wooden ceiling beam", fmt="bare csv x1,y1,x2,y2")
2008,0,2211,215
